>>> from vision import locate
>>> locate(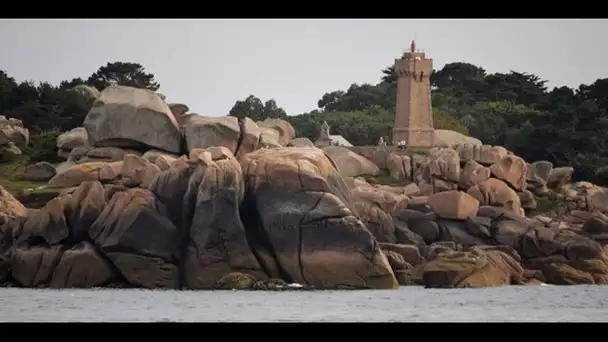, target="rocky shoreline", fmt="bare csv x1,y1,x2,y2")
1,84,608,290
